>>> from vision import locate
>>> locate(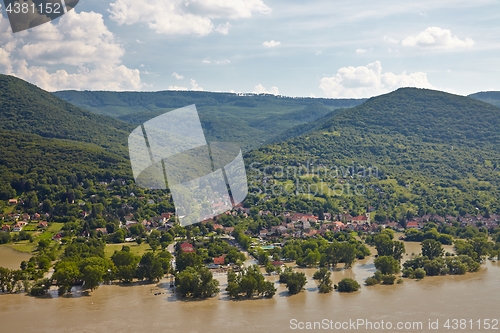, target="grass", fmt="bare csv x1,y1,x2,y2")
104,243,152,258
8,241,36,253
48,223,64,233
